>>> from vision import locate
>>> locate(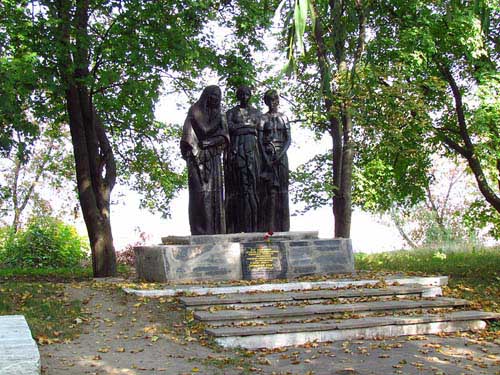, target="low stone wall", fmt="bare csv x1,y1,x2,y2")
135,234,354,282
0,315,40,375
